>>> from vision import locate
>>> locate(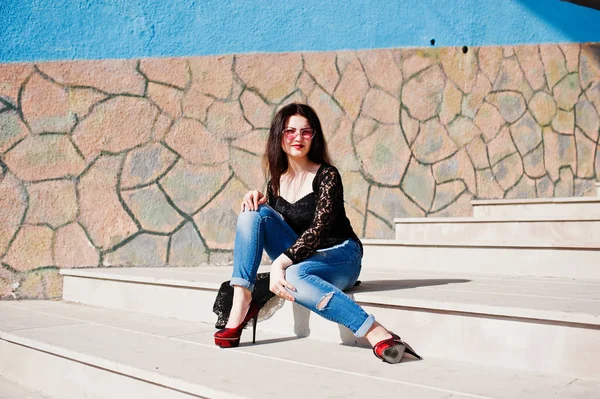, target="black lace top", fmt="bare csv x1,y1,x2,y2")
268,163,362,263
